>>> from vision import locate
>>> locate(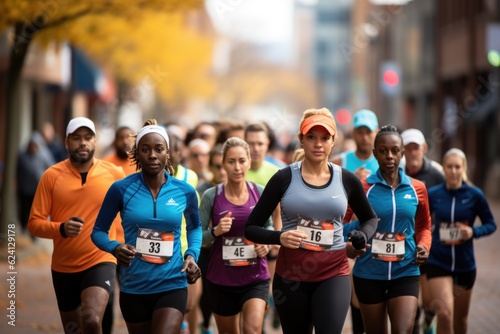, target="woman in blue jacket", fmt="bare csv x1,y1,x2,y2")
92,120,202,334
426,148,496,334
345,125,432,334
